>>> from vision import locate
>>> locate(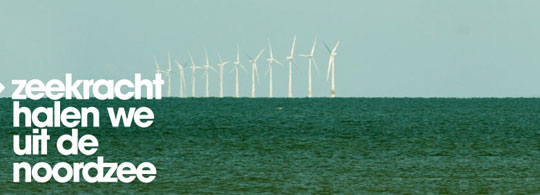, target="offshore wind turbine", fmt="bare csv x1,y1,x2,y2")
285,35,297,98
300,37,319,97
174,59,187,97
189,53,202,97
217,54,230,98
266,40,282,98
247,49,265,98
153,56,164,75
154,54,172,97
202,50,217,97
325,41,340,98
231,45,247,97
165,52,173,97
